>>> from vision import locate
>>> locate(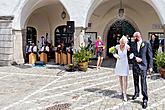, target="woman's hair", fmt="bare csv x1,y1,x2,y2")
97,36,101,40
120,35,128,44
151,33,158,40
